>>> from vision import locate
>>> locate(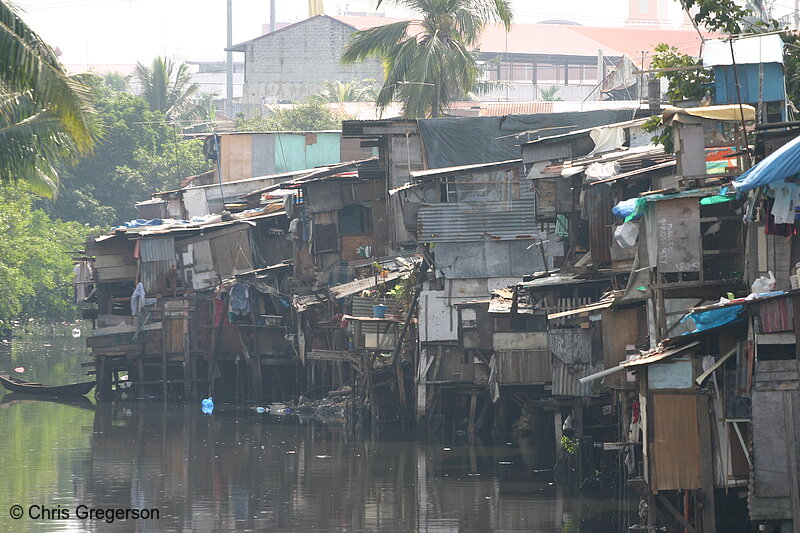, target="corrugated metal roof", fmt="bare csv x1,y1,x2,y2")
621,340,701,368
518,273,608,289
410,159,522,180
417,200,537,243
522,118,648,146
